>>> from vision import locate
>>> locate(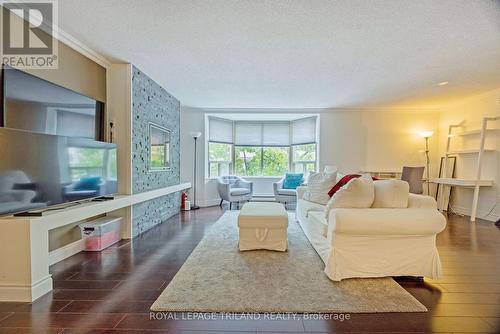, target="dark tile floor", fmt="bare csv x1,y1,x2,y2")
0,206,498,333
